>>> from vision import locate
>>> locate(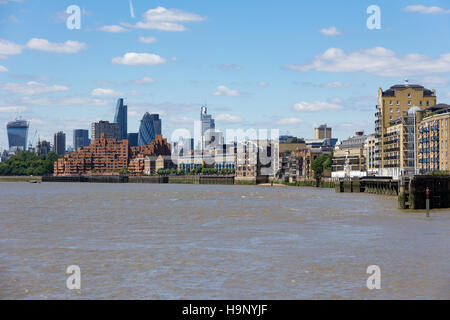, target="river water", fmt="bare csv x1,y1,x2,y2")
0,182,449,299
